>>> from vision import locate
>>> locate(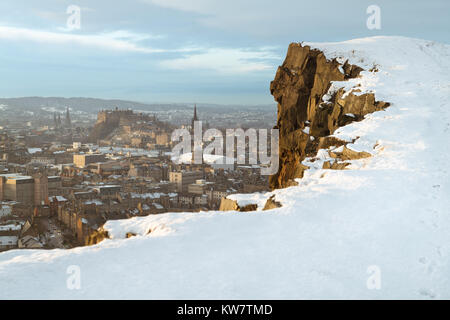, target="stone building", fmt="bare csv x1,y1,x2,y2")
169,170,203,192
0,173,61,206
48,176,62,196
73,153,106,168
33,173,48,206
0,174,35,204
187,179,207,195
